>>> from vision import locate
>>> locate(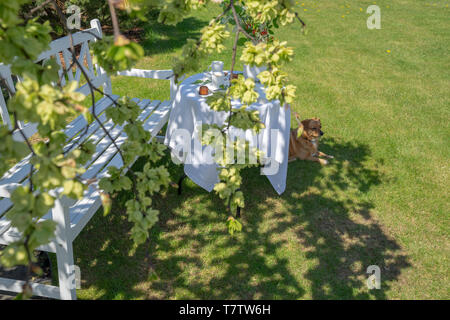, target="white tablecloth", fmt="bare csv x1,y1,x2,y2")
164,72,291,195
